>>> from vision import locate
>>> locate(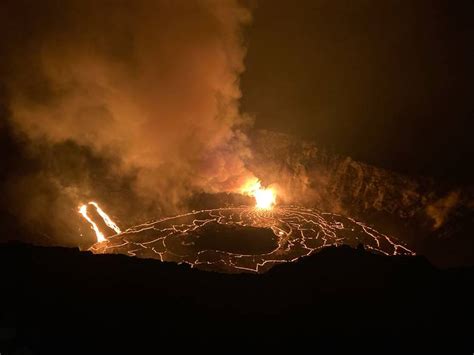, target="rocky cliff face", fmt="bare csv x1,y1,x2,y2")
248,130,474,266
